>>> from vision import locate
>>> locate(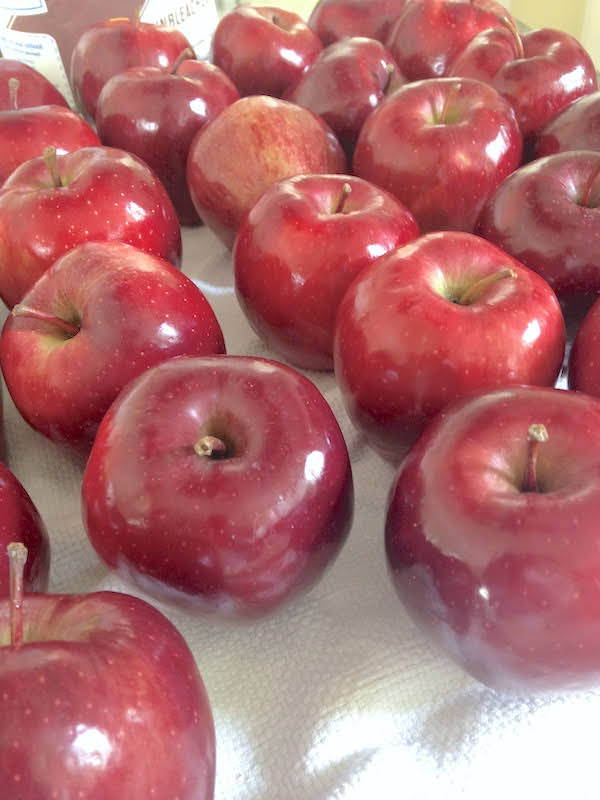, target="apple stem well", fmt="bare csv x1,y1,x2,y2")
8,77,19,110
580,159,600,208
456,267,517,305
333,182,352,214
523,423,548,493
11,303,80,338
194,434,229,459
171,48,195,74
8,542,27,648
